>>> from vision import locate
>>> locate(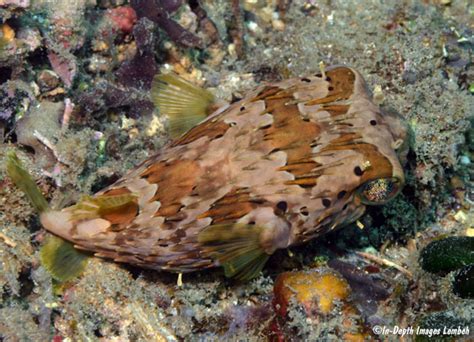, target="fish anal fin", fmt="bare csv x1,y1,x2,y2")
198,224,270,281
40,235,90,282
